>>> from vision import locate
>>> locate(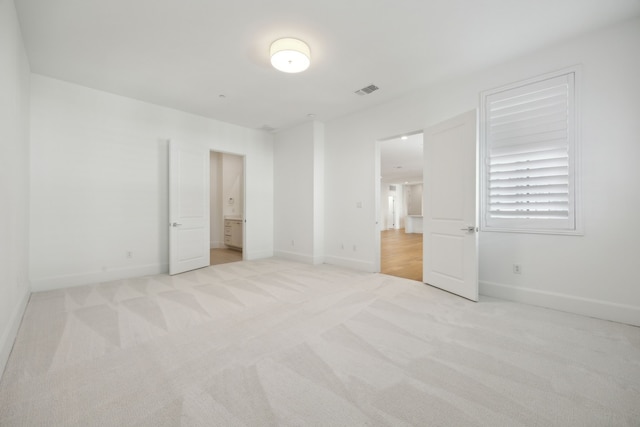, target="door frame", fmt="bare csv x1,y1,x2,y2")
374,114,478,301
374,131,424,274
